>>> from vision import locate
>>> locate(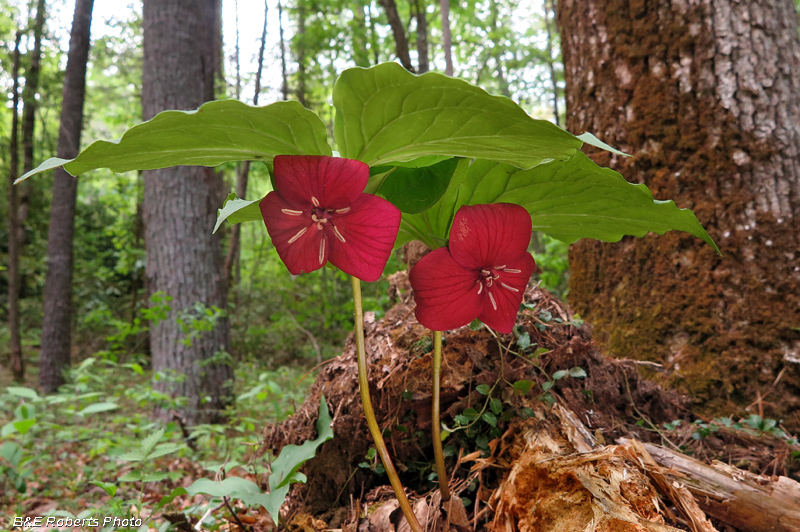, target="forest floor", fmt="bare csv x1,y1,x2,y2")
2,278,799,532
